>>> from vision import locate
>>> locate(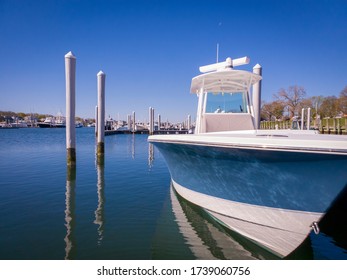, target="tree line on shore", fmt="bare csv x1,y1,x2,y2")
0,111,54,120
2,84,347,125
0,111,94,124
261,85,347,121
